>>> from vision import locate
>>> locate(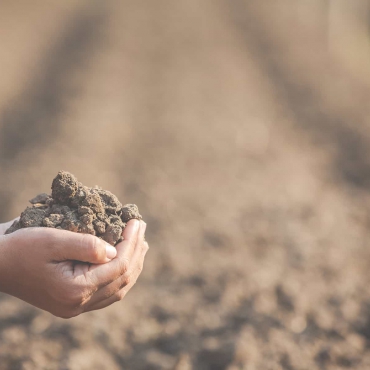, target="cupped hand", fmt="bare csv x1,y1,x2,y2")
0,219,148,318
0,218,18,236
